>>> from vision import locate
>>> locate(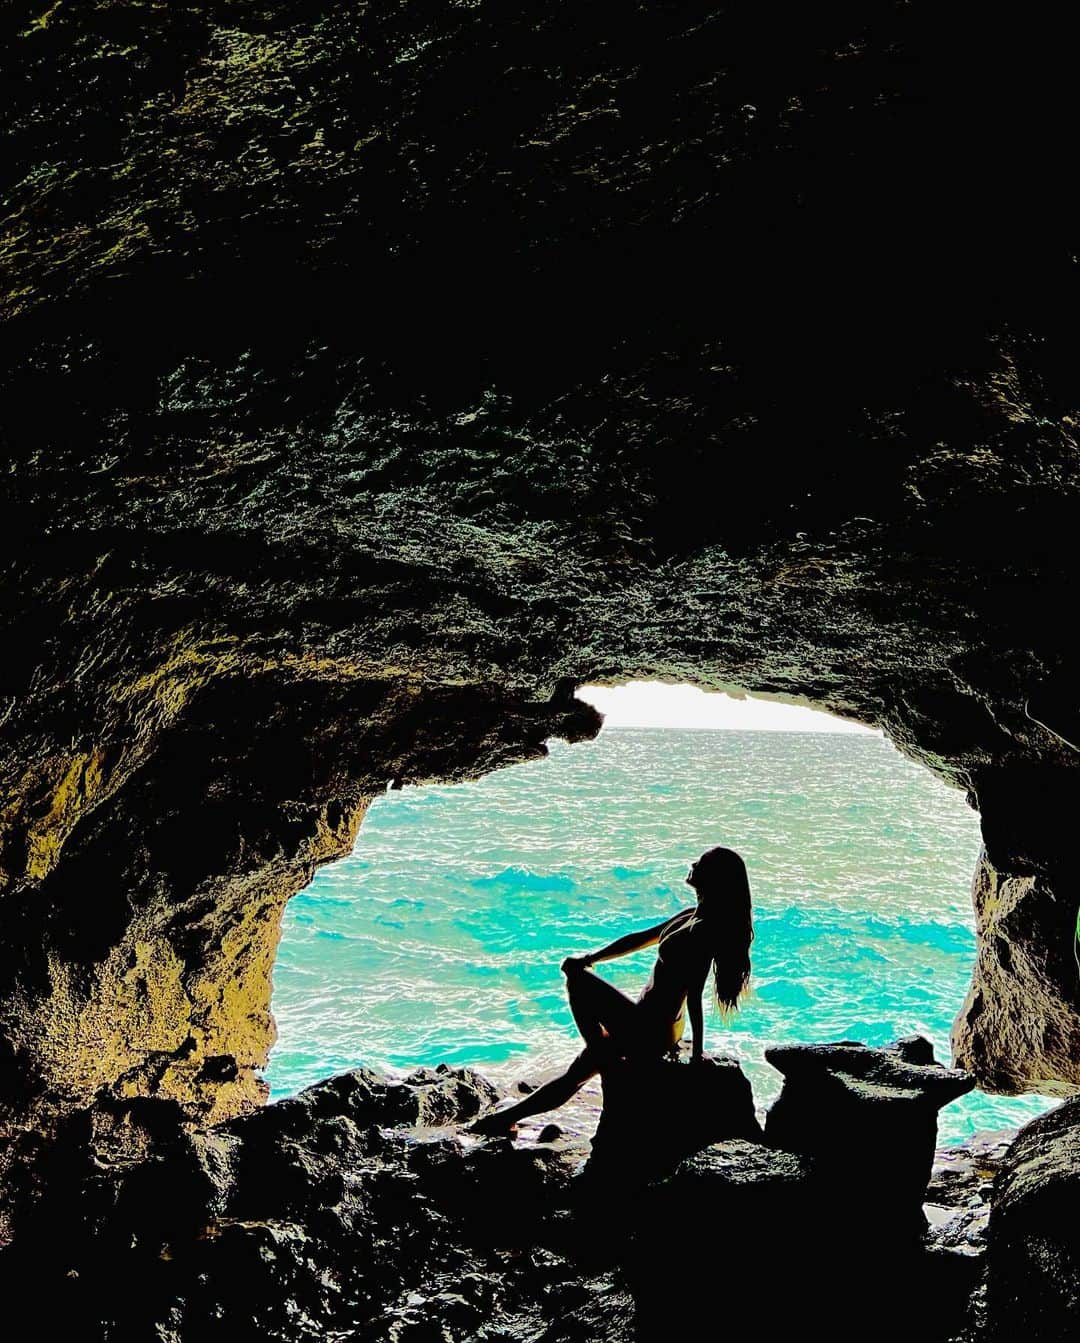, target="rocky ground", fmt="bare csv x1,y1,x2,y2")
0,1044,1059,1343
